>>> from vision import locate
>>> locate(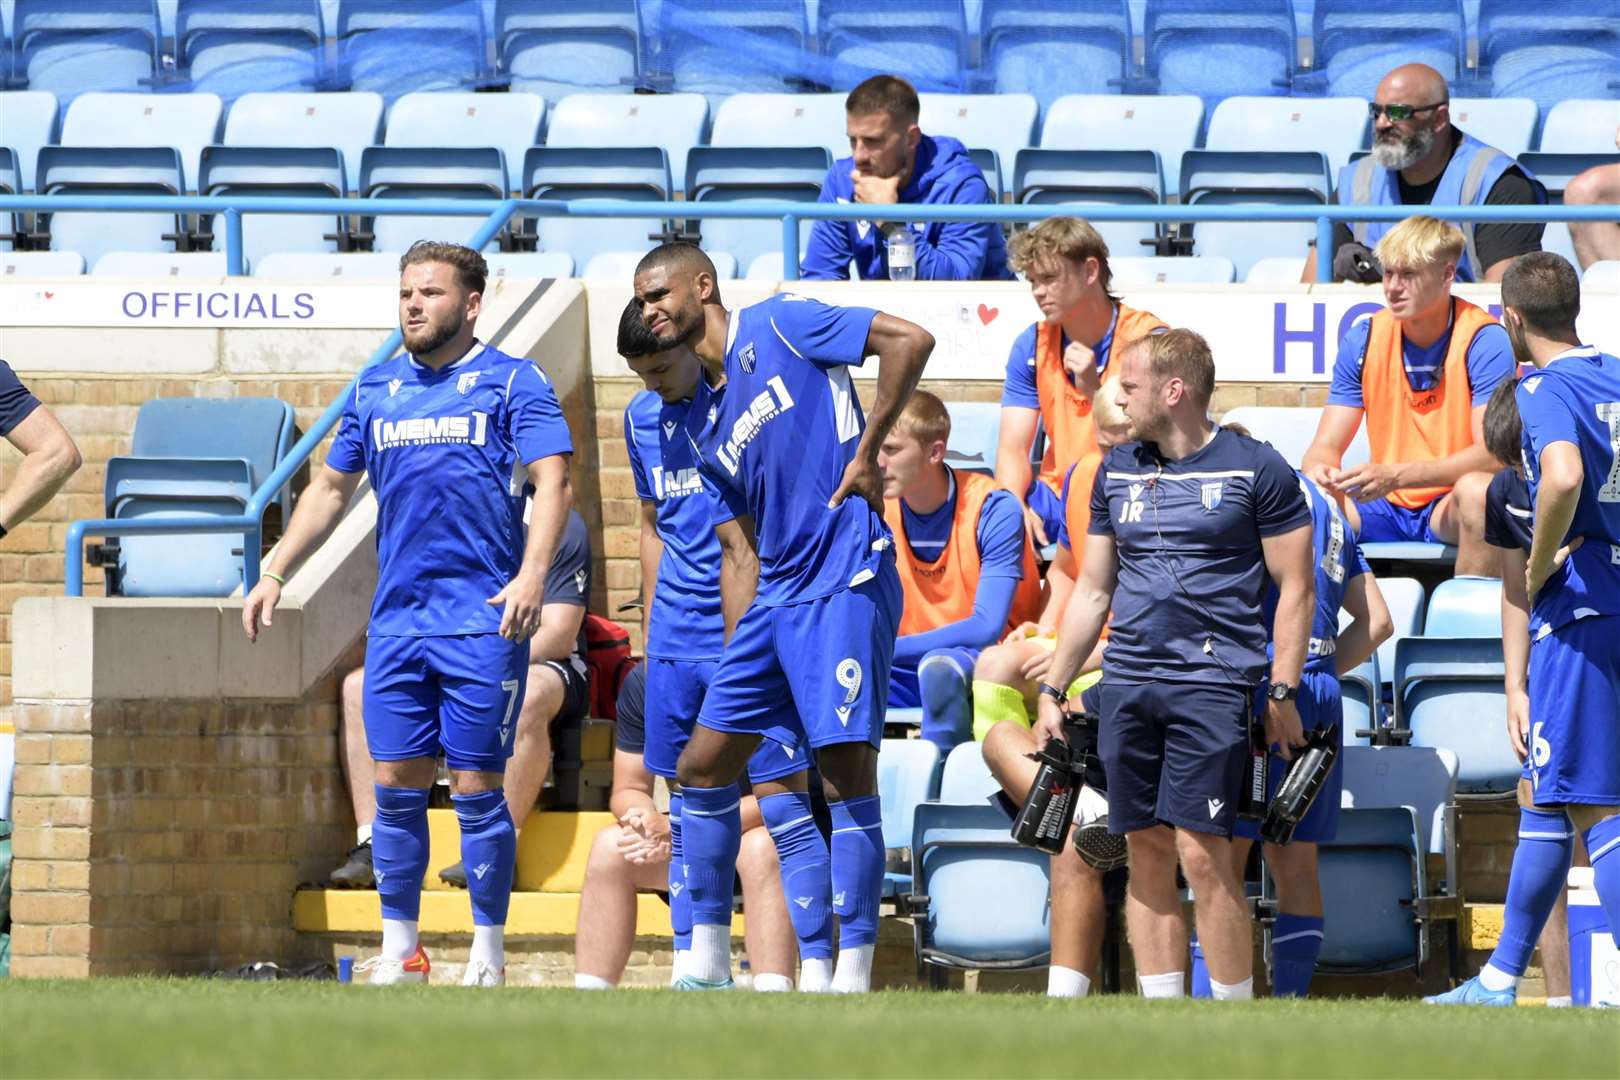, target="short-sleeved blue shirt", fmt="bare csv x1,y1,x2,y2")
683,294,886,607
1263,473,1369,673
1515,347,1620,636
0,360,41,437
1327,310,1514,407
626,389,724,661
326,341,574,637
1088,426,1313,685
